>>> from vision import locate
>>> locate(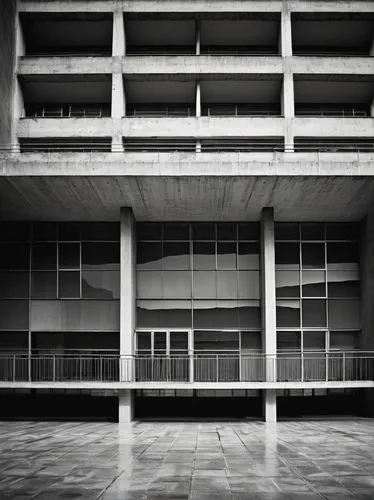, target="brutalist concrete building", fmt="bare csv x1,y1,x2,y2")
0,0,374,422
